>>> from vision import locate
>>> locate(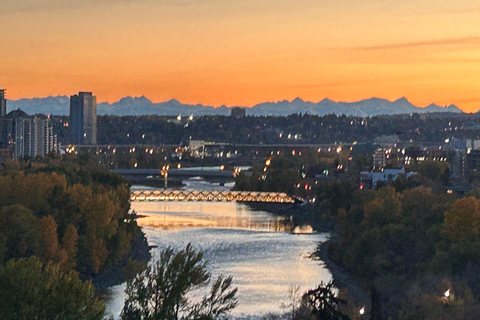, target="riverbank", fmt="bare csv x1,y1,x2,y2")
245,202,334,232
91,228,151,289
313,237,371,313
